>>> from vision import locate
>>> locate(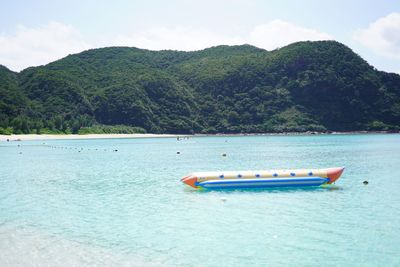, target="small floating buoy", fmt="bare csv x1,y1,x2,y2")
114,149,118,152
19,152,22,154
177,151,180,154
222,153,227,157
363,181,368,185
